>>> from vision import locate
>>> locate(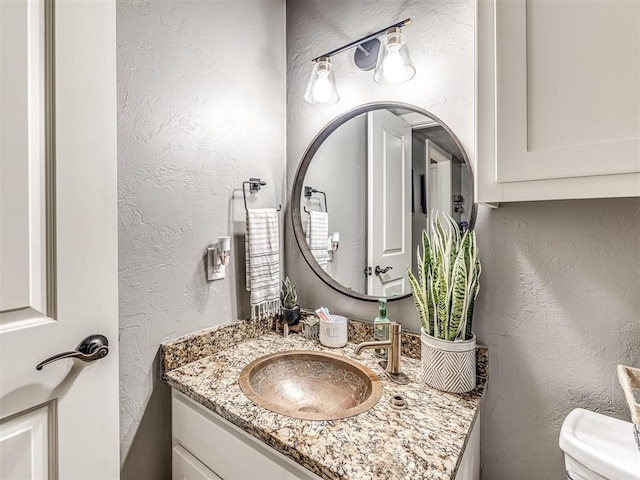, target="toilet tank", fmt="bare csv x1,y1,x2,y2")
559,408,640,480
